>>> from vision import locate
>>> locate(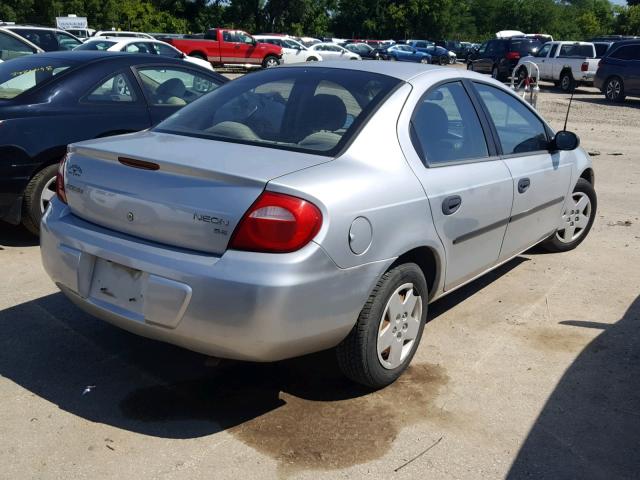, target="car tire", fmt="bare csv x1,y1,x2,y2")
306,56,318,62
336,263,428,389
21,164,59,236
439,56,447,66
540,178,597,253
420,58,429,64
491,65,501,81
262,55,280,68
560,71,576,92
604,76,626,103
390,56,397,61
